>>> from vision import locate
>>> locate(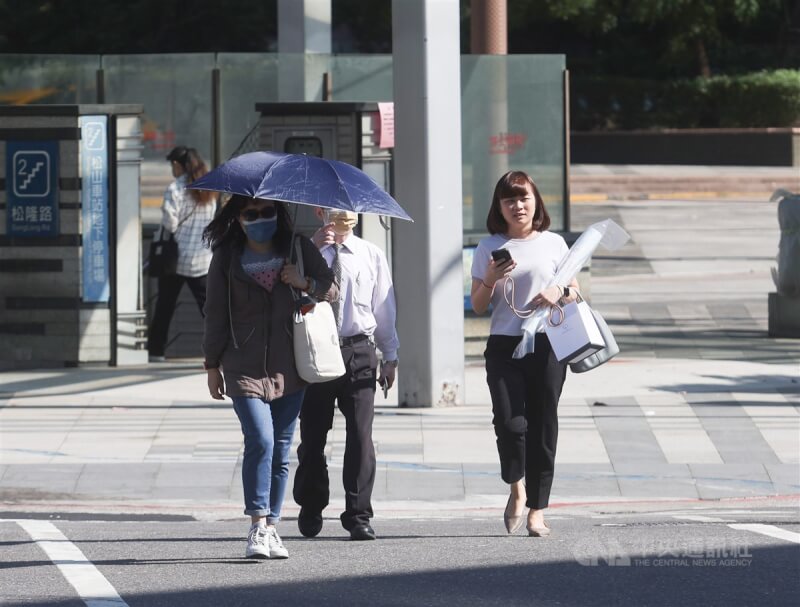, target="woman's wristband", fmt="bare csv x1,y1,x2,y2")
481,280,494,291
